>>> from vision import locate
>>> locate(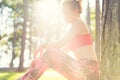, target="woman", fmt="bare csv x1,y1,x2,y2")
18,0,99,80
